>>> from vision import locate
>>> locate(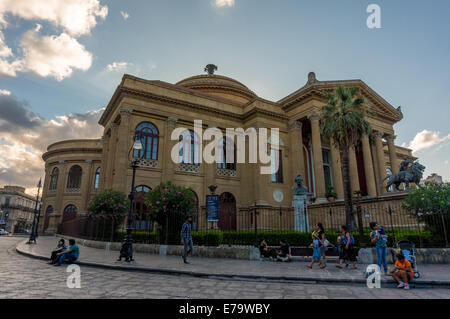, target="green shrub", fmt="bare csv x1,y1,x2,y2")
114,228,439,247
